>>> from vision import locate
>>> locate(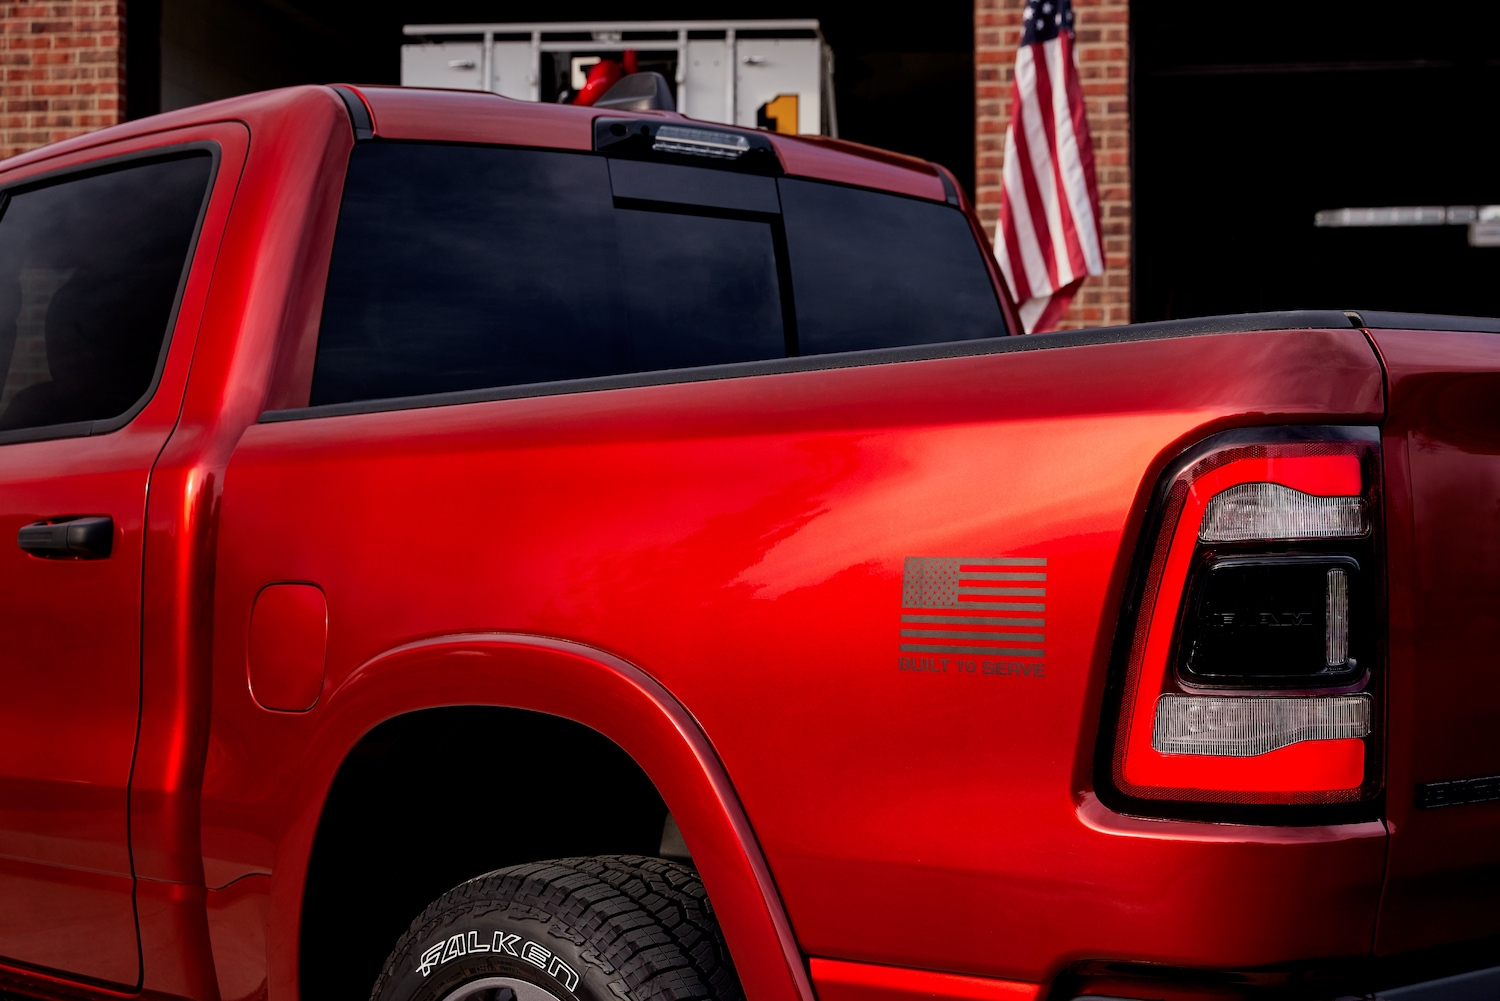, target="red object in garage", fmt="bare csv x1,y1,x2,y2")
573,58,623,106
